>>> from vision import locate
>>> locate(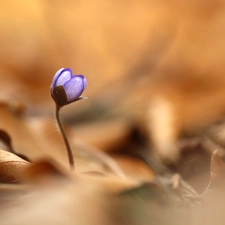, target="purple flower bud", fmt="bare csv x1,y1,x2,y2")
50,68,87,106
